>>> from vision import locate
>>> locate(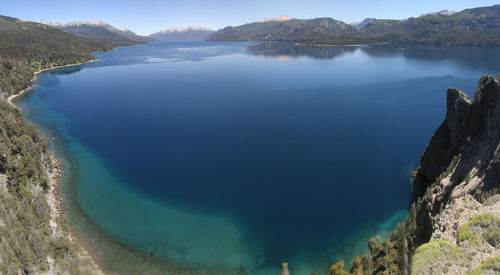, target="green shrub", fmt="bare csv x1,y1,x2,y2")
484,194,500,206
410,240,463,274
458,213,500,247
470,256,500,275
